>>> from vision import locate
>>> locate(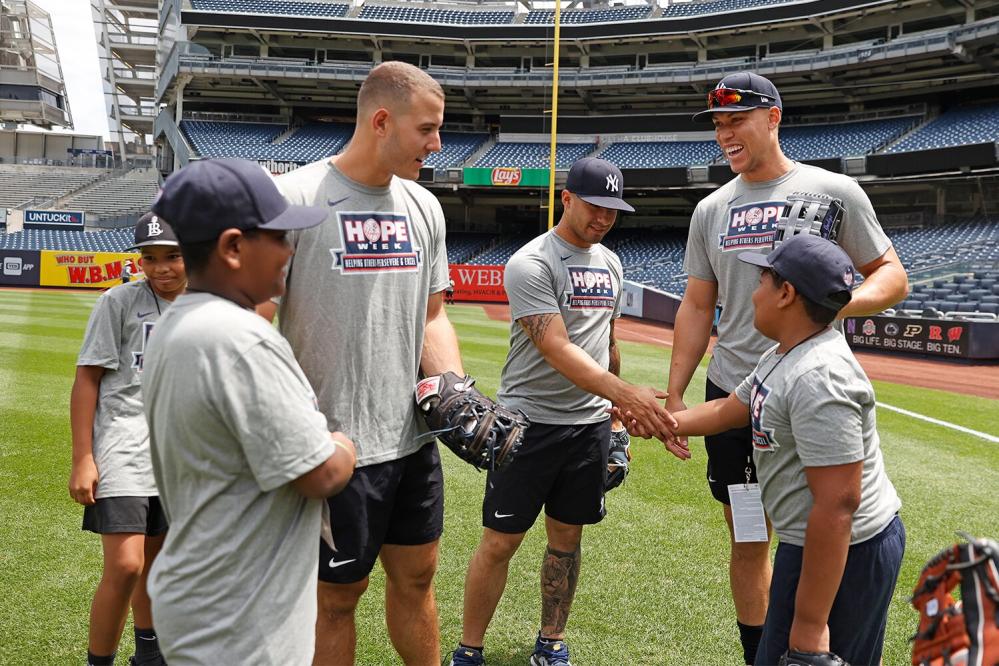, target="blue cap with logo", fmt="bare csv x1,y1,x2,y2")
565,157,635,212
693,71,782,122
152,158,327,244
738,234,855,311
131,211,178,249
